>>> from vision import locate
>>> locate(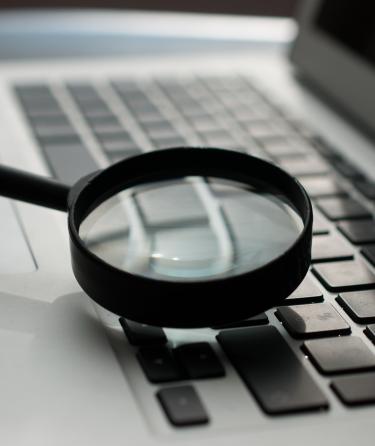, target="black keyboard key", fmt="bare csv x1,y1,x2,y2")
362,245,375,266
37,133,82,147
15,84,53,97
137,346,183,383
100,139,139,154
119,318,167,346
312,260,375,292
174,342,225,379
29,114,70,126
42,143,98,184
80,108,114,119
142,120,178,139
300,176,346,198
67,83,98,97
286,276,323,304
92,123,125,136
316,197,372,221
338,220,375,244
275,303,350,339
157,385,209,427
261,136,310,158
365,324,375,343
277,156,330,177
355,180,375,200
312,234,354,263
331,373,375,406
150,136,187,149
217,326,328,414
85,114,119,126
96,131,133,144
19,95,59,109
303,337,375,374
212,312,269,329
199,129,237,147
243,120,290,140
189,114,219,132
312,210,330,235
334,159,364,180
32,123,77,139
337,291,375,324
